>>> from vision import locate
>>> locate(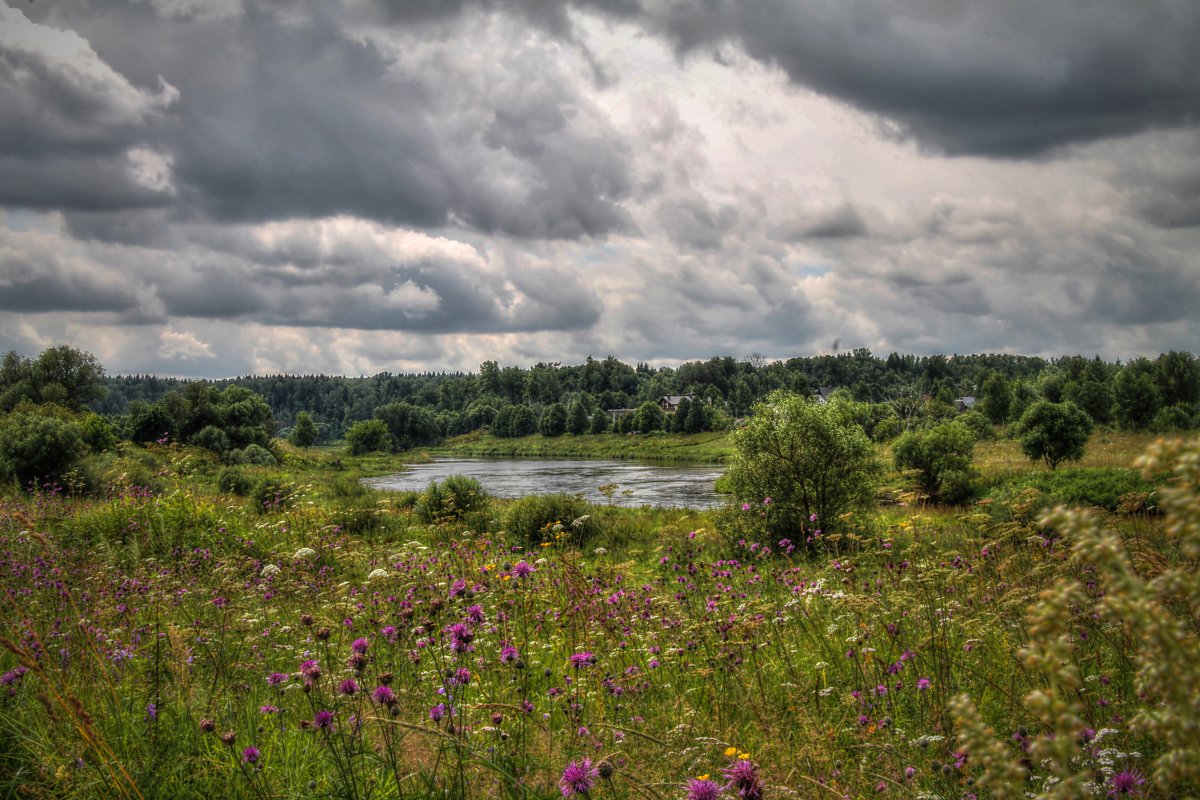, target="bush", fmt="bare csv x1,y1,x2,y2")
0,411,87,486
1014,400,1093,469
229,443,277,466
503,494,596,547
346,419,393,454
217,467,253,496
253,478,296,514
726,391,880,537
414,475,489,524
894,420,978,504
957,410,995,440
987,467,1162,512
79,413,118,454
192,424,232,455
